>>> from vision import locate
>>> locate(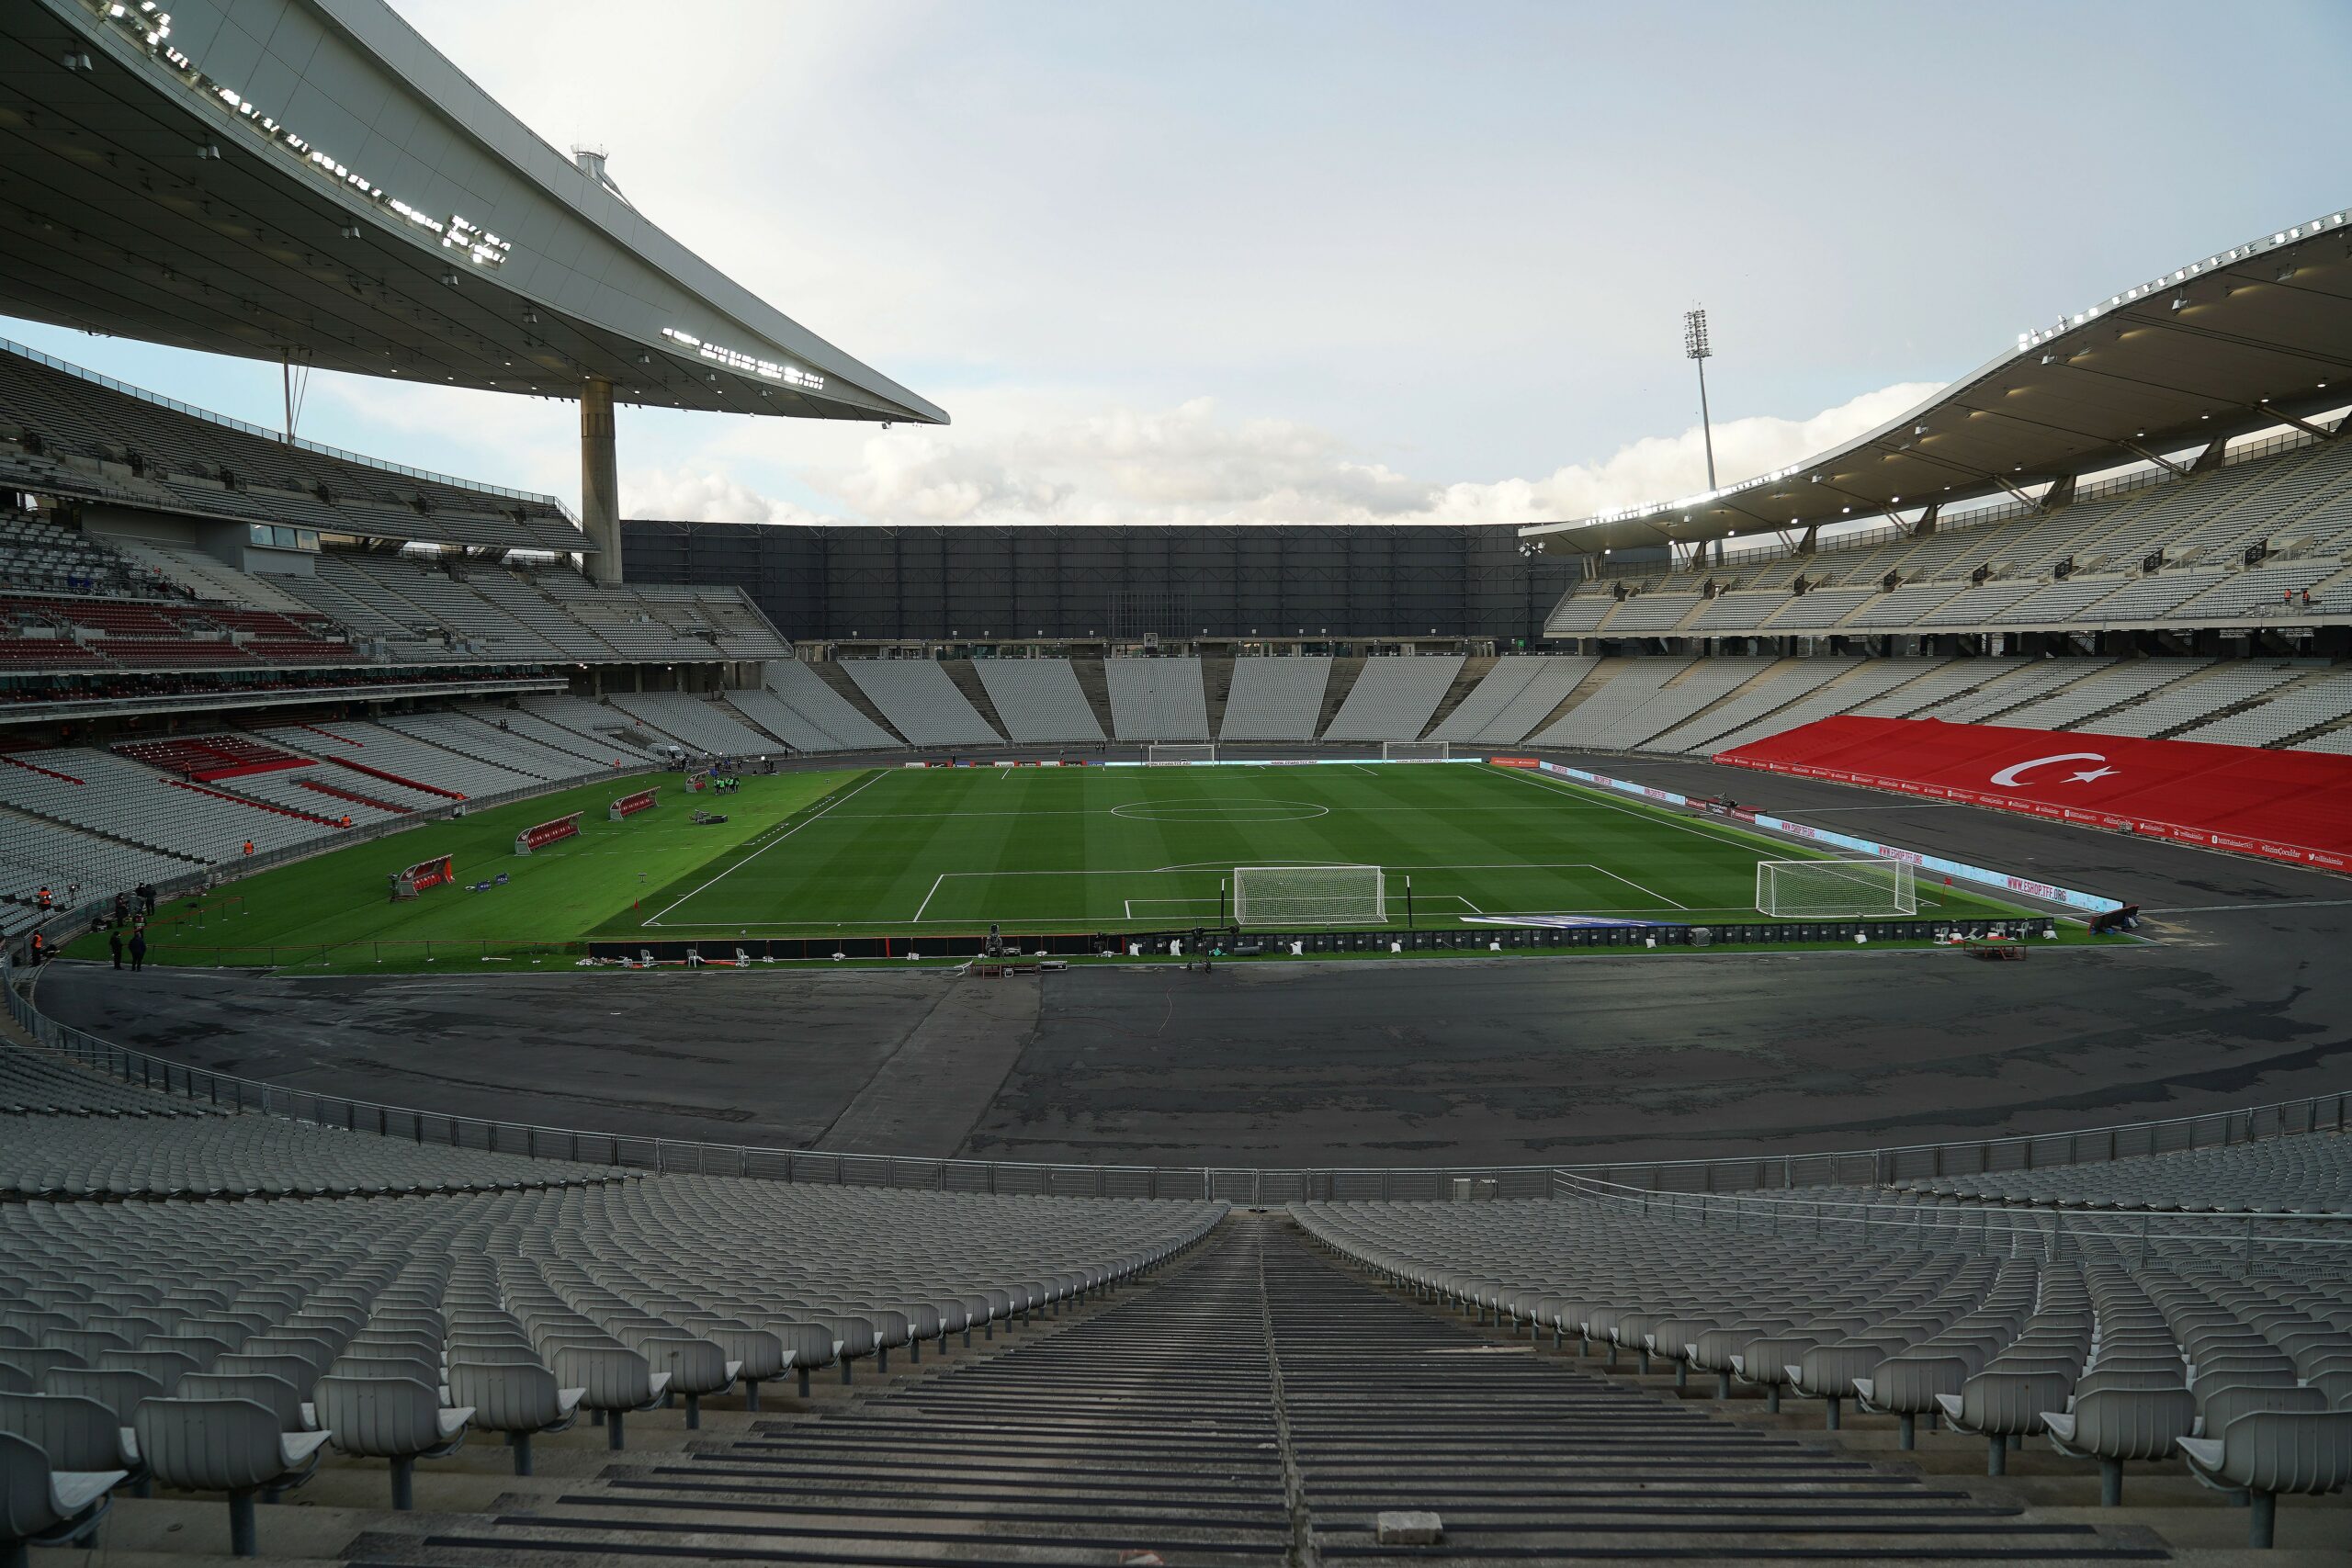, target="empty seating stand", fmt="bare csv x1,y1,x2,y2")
971,659,1106,743
839,660,1004,748
1217,657,1329,741
1104,657,1209,739
1321,655,1463,741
